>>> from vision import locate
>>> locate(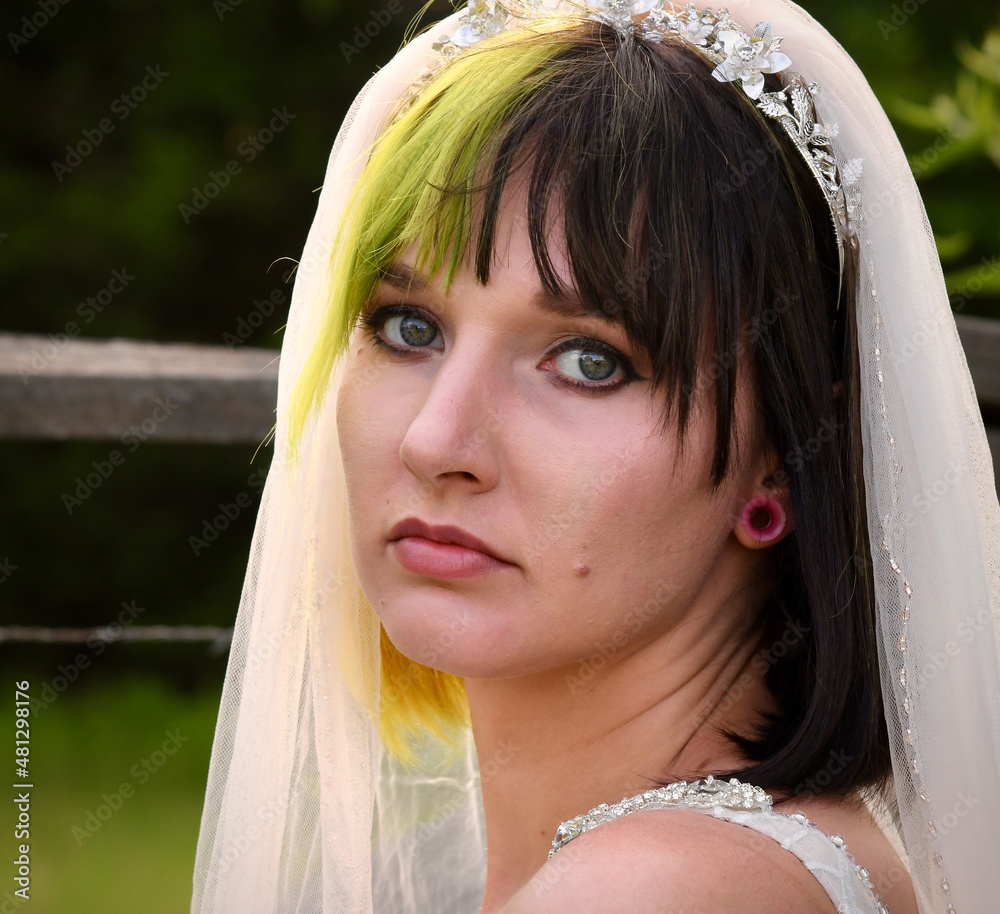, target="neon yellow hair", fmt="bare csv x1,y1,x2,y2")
286,20,581,762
